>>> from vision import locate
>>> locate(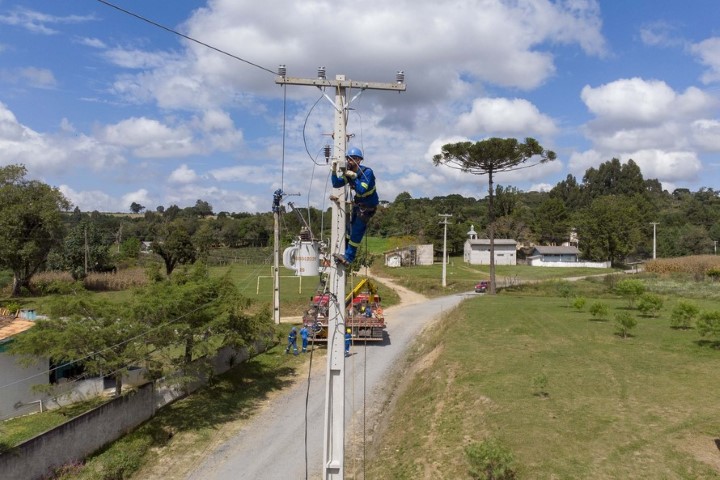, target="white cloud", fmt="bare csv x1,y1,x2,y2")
691,119,720,151
639,21,684,47
581,78,715,126
121,189,153,211
626,149,702,181
58,185,114,212
690,37,720,84
0,102,124,174
456,97,557,136
0,67,56,88
0,8,95,35
169,164,200,184
106,0,605,112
